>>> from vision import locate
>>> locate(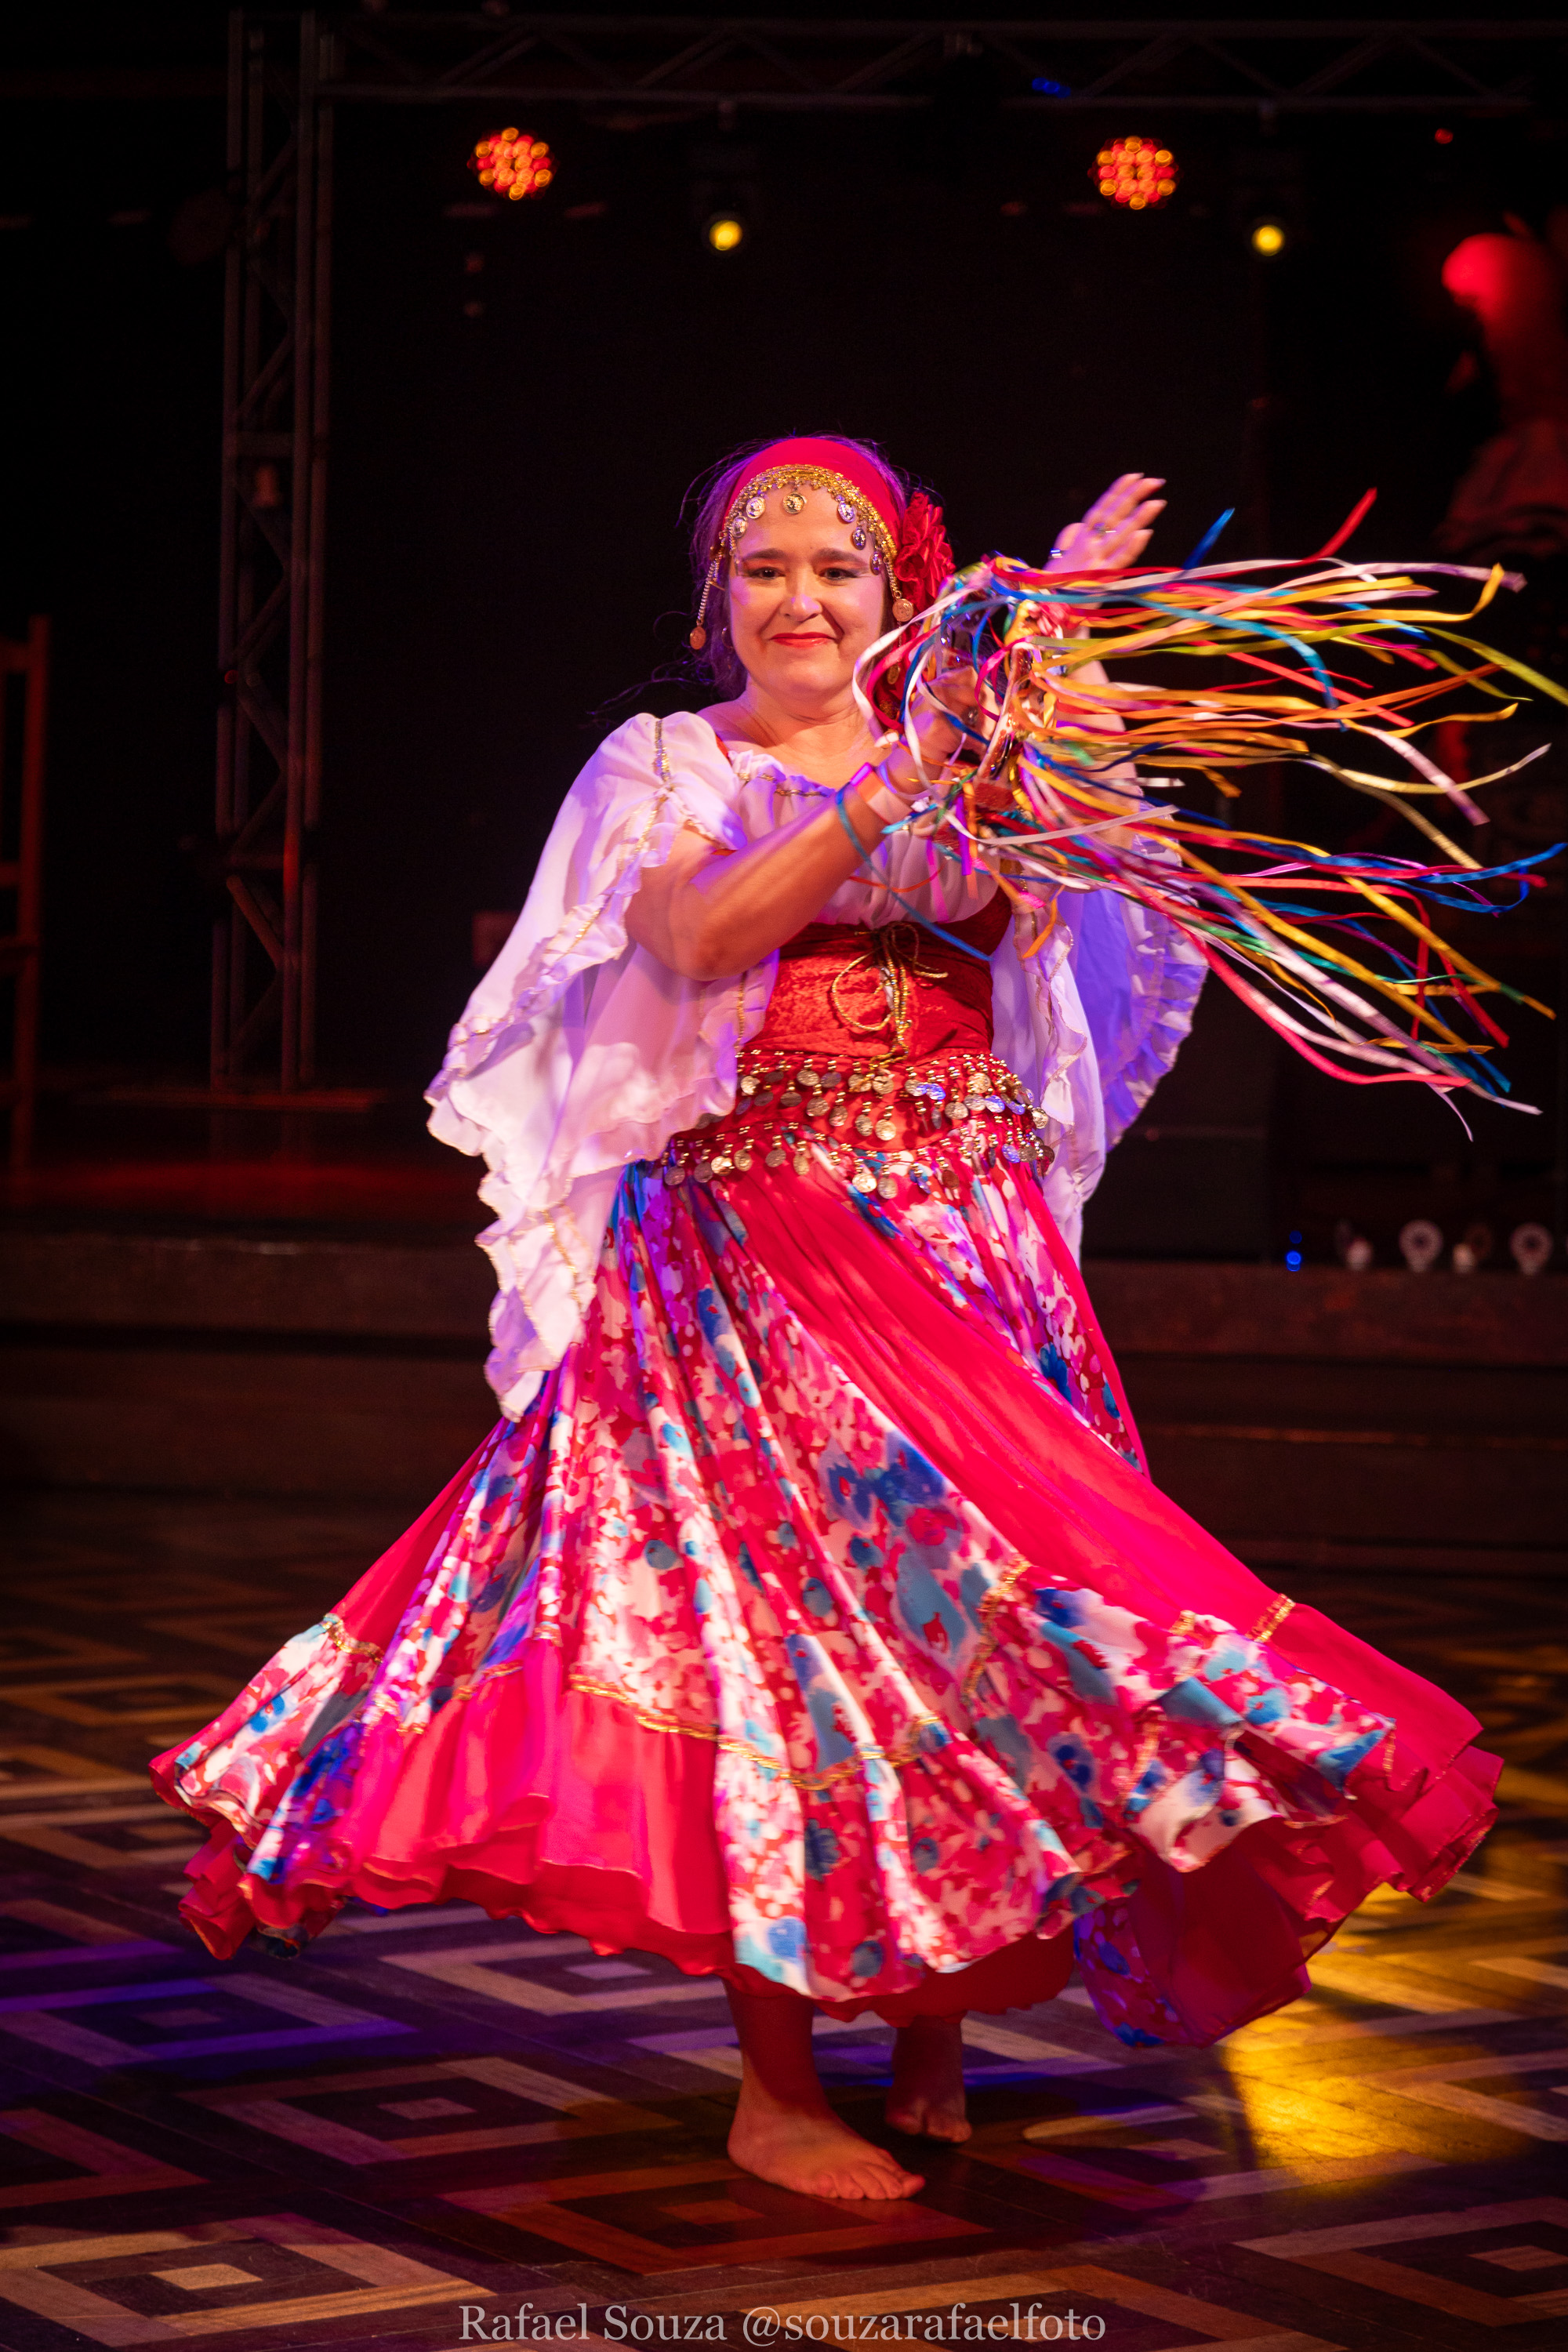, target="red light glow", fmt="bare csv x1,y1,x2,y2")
1435,127,1454,145
1092,136,1178,211
469,128,554,201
